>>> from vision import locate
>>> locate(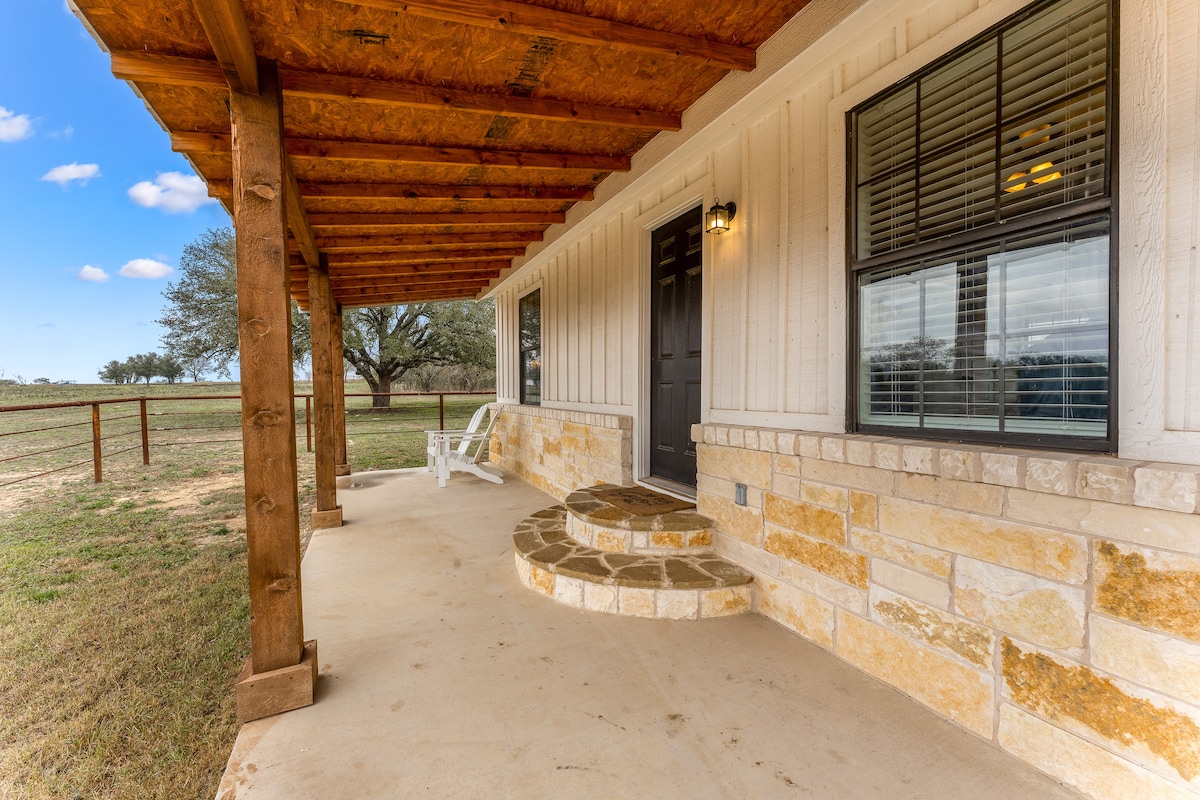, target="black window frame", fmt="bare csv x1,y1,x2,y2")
846,0,1119,453
518,288,542,406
